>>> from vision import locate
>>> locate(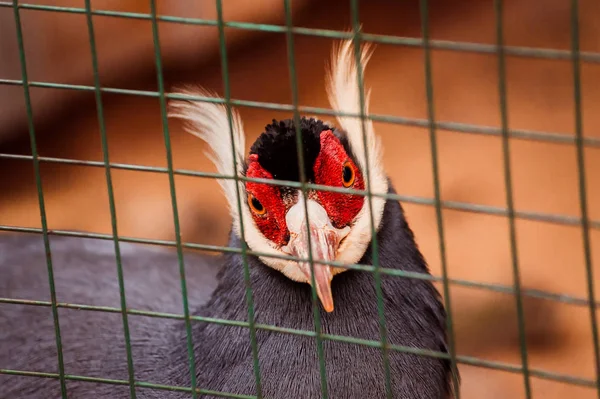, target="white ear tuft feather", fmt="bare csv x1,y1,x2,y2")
326,38,389,267
168,87,247,233
168,87,287,269
326,39,380,173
